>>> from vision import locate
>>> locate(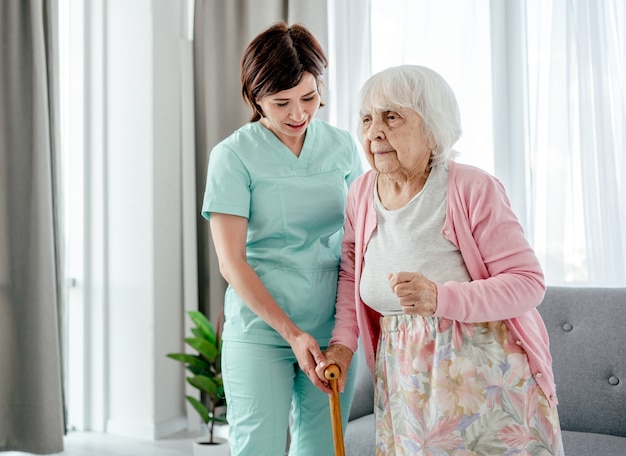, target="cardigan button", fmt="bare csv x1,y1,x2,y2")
516,340,522,345
535,372,543,378
608,376,620,386
562,322,573,331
